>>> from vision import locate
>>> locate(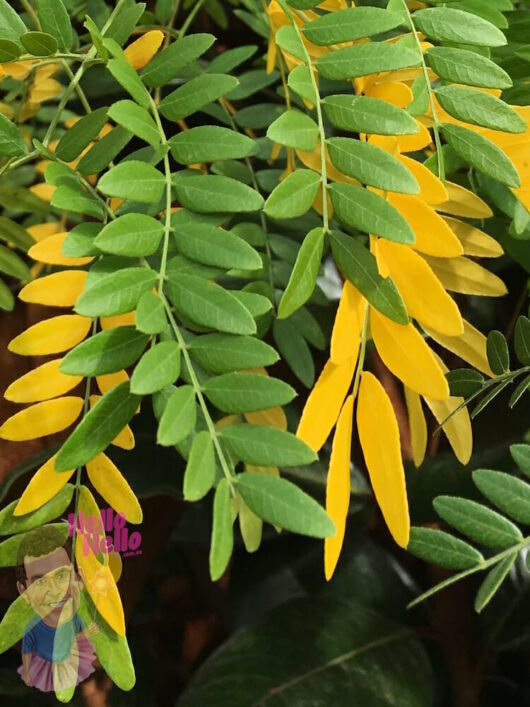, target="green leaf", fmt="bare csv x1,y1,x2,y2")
302,7,403,45
273,319,314,388
21,30,58,56
78,591,135,690
441,124,521,188
0,0,27,46
55,383,141,471
159,74,238,122
435,86,526,133
77,126,132,175
236,472,334,538
94,213,164,257
0,38,21,60
167,274,256,335
62,222,101,257
107,100,160,148
135,291,167,334
106,3,144,46
0,113,27,157
278,227,324,319
84,16,108,60
219,423,317,467
471,380,511,419
433,496,522,549
183,431,216,501
209,479,233,581
407,527,483,570
227,69,280,101
413,7,507,47
322,94,419,136
486,329,510,374
169,126,257,164
0,278,14,311
107,55,151,108
98,161,165,204
203,372,296,413
474,553,516,613
75,267,157,317
267,110,319,151
130,341,180,395
60,327,149,376
511,443,530,479
0,216,34,251
188,333,279,373
509,374,530,409
142,33,215,87
329,183,415,244
0,244,31,281
36,0,73,51
0,484,74,536
0,522,68,567
327,138,419,194
514,315,530,365
207,44,257,74
287,65,317,104
446,368,484,397
275,25,305,61
51,184,104,218
425,47,512,89
157,385,196,446
264,169,320,219
172,173,263,214
330,229,408,324
473,469,530,525
56,107,109,162
316,42,421,81
0,597,34,654
173,222,262,270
